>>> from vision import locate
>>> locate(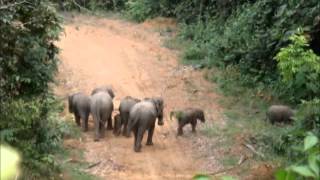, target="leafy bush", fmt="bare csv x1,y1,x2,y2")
174,0,252,23
52,0,127,11
125,0,156,22
178,0,320,87
262,33,320,161
0,0,61,99
0,1,65,178
275,133,320,180
0,94,64,178
275,33,320,102
124,0,180,22
295,99,320,136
